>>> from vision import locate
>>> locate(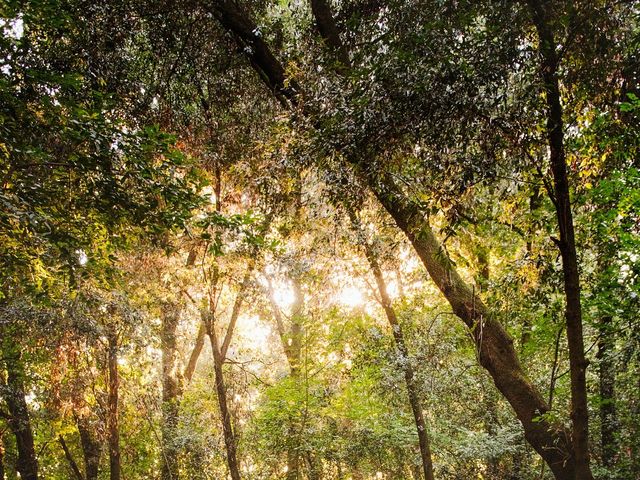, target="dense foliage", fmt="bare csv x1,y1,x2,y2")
1,0,638,479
